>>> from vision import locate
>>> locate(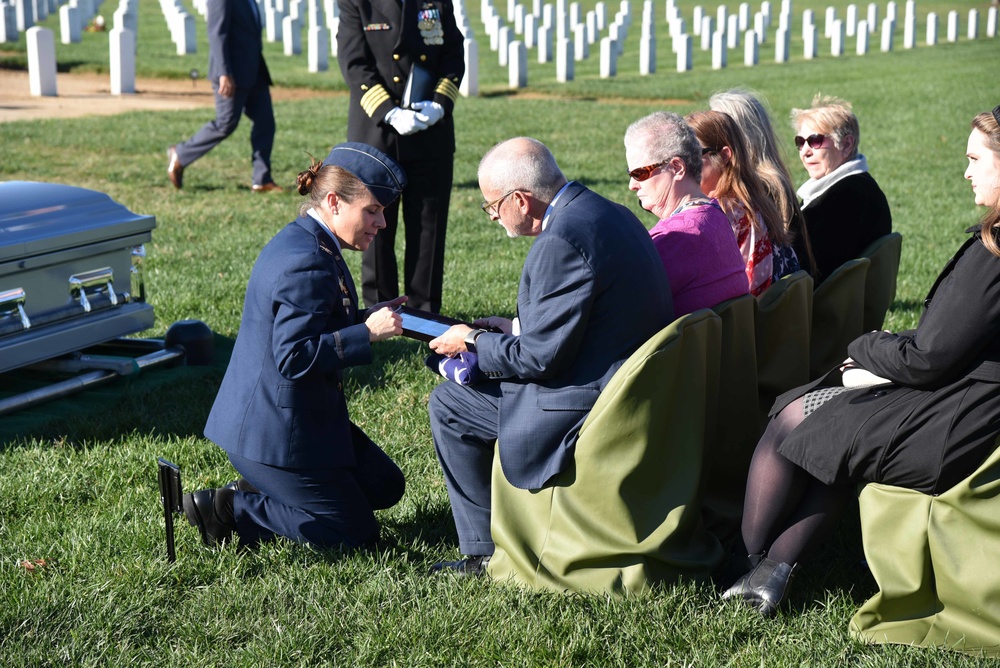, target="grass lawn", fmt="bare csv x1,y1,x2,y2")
1,0,999,665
